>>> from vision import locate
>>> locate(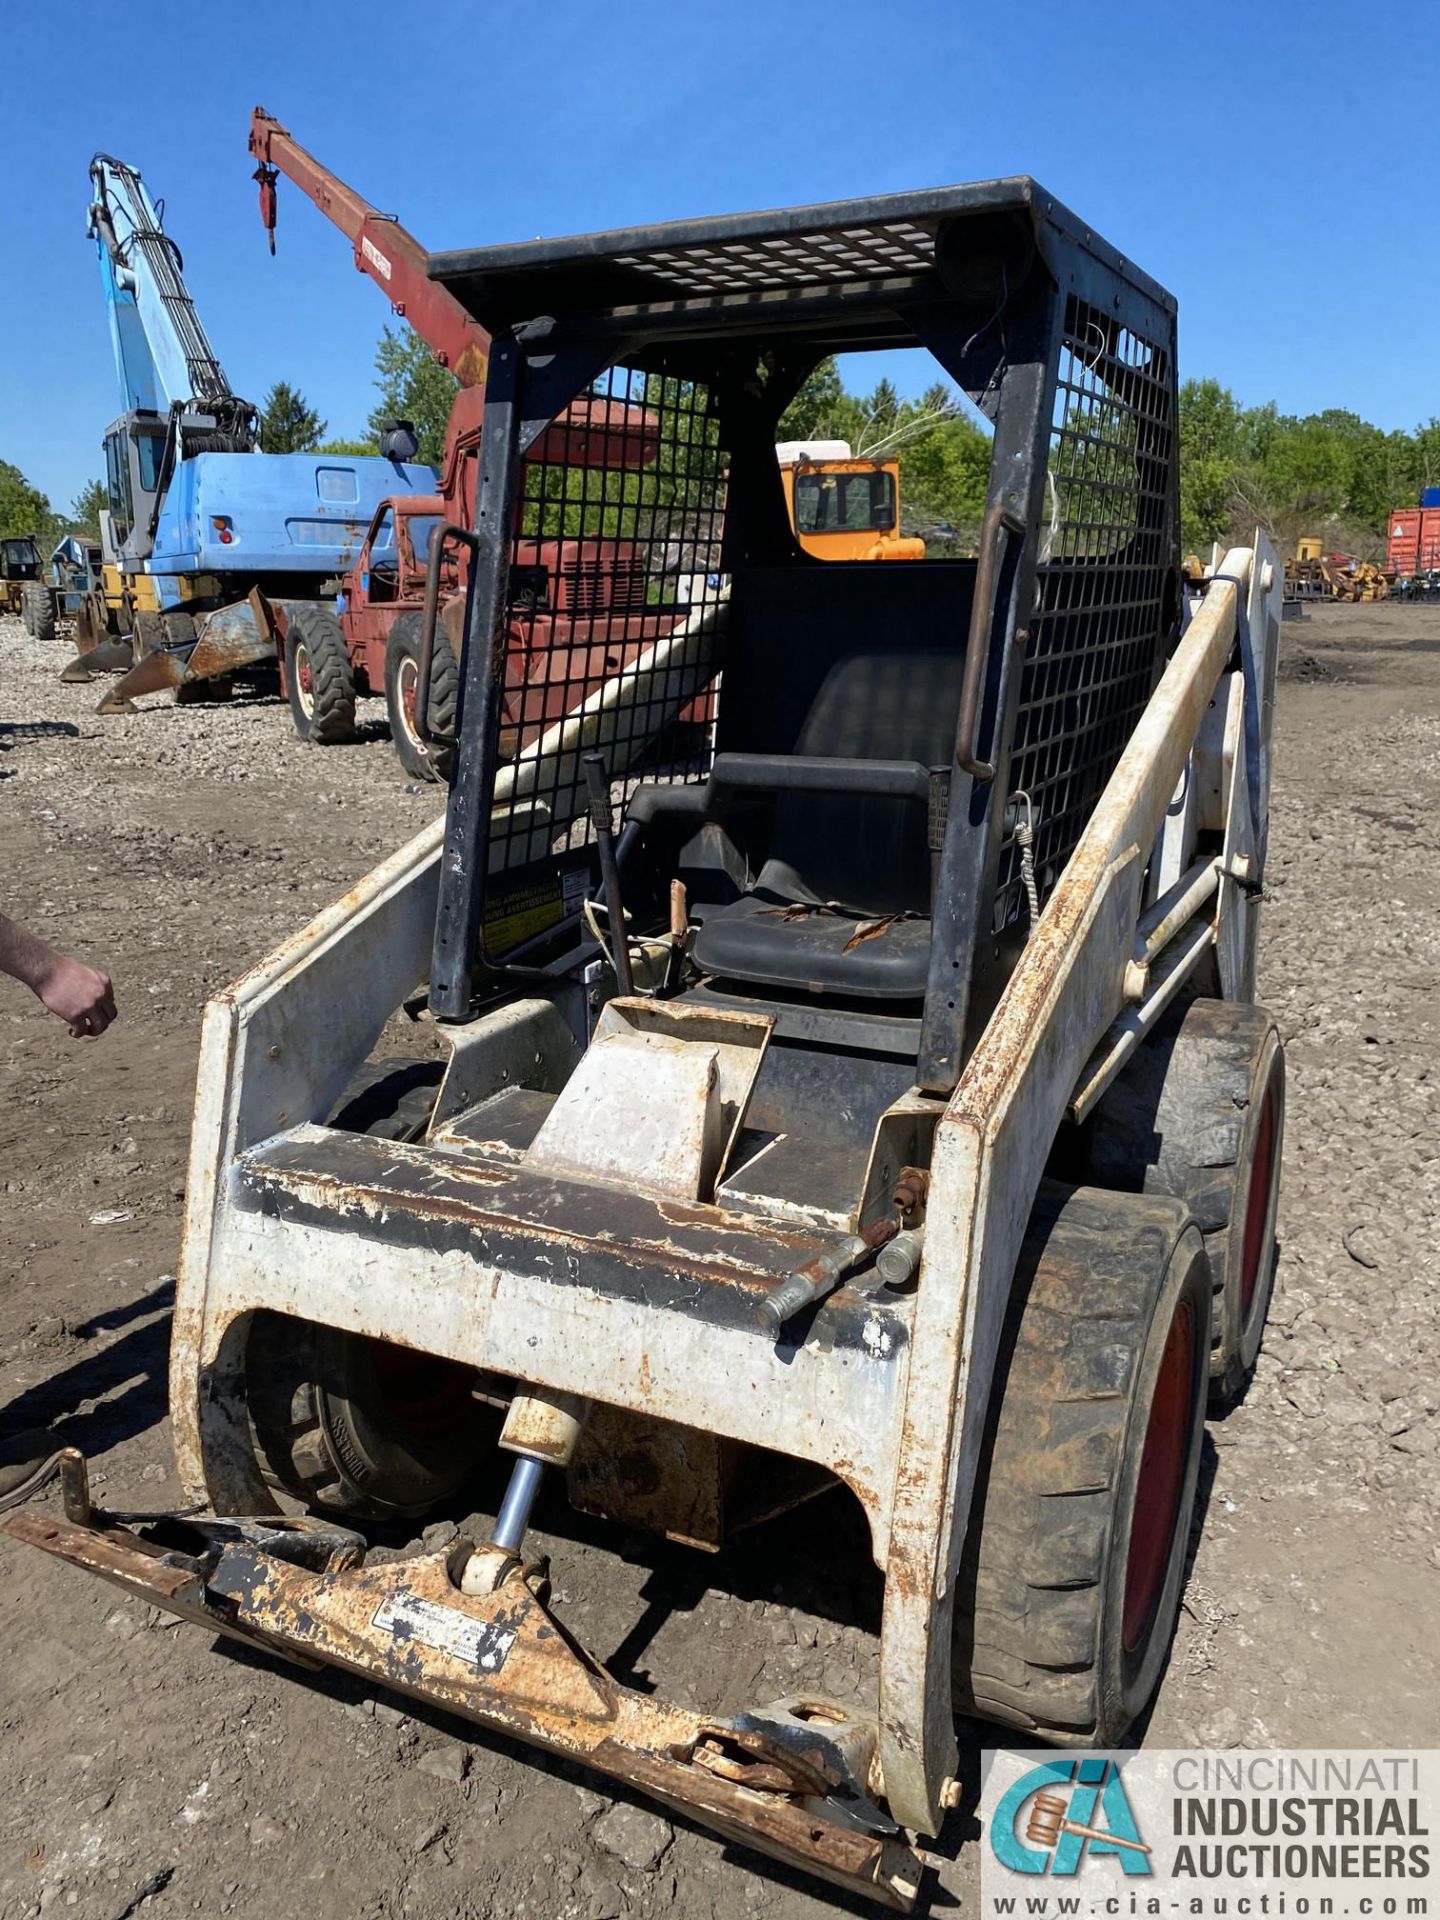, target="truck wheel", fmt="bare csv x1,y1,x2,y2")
31,589,56,646
384,612,456,782
1081,998,1284,1407
246,1059,484,1519
286,605,356,744
954,1183,1210,1745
